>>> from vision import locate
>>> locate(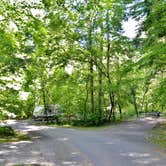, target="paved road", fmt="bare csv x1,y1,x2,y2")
0,117,166,166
